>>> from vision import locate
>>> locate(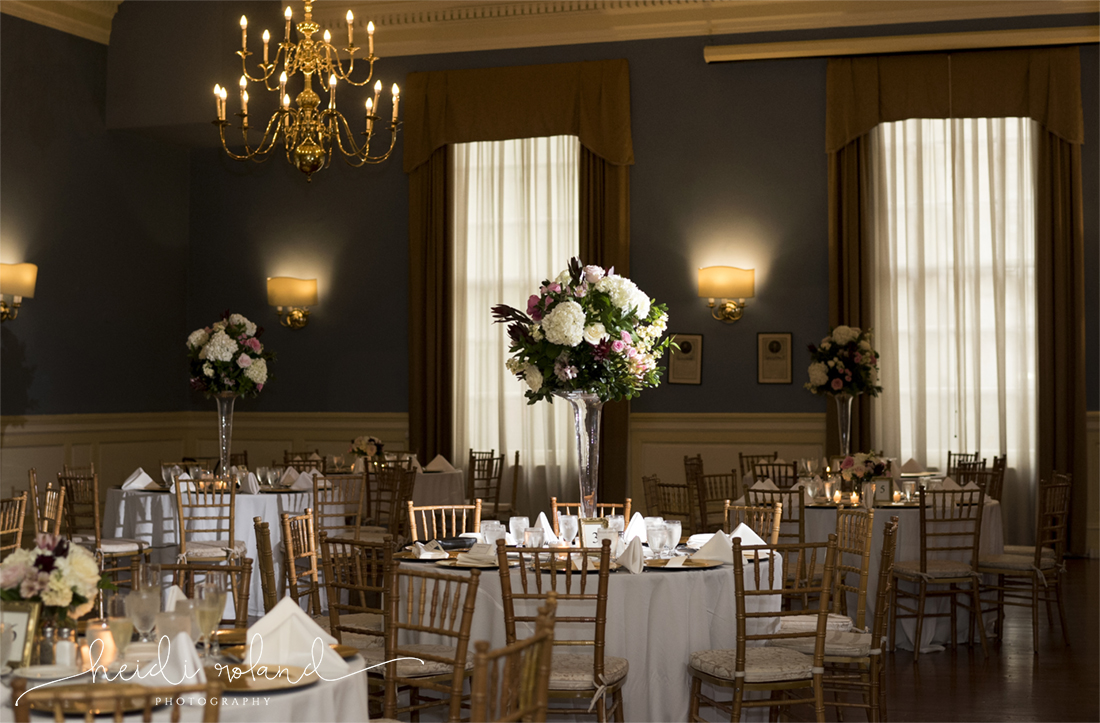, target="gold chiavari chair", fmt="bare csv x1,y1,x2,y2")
59,472,150,585
641,473,661,516
752,461,800,489
252,516,279,613
11,679,224,723
683,455,704,532
380,564,482,722
723,501,783,545
0,491,27,558
173,478,245,562
470,594,558,723
687,535,839,723
363,465,417,540
495,538,626,722
978,477,1071,652
480,451,521,521
27,469,66,536
653,476,696,534
946,450,981,476
833,507,875,629
144,558,253,629
739,451,778,479
284,449,327,473
549,497,630,534
313,471,368,542
62,462,95,476
889,487,989,662
407,500,482,541
746,488,806,544
956,467,1002,501
696,472,741,533
468,449,506,513
281,508,322,616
